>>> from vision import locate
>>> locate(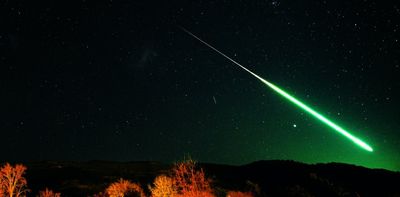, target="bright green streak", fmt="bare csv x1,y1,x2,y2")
260,79,373,152
180,27,373,152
